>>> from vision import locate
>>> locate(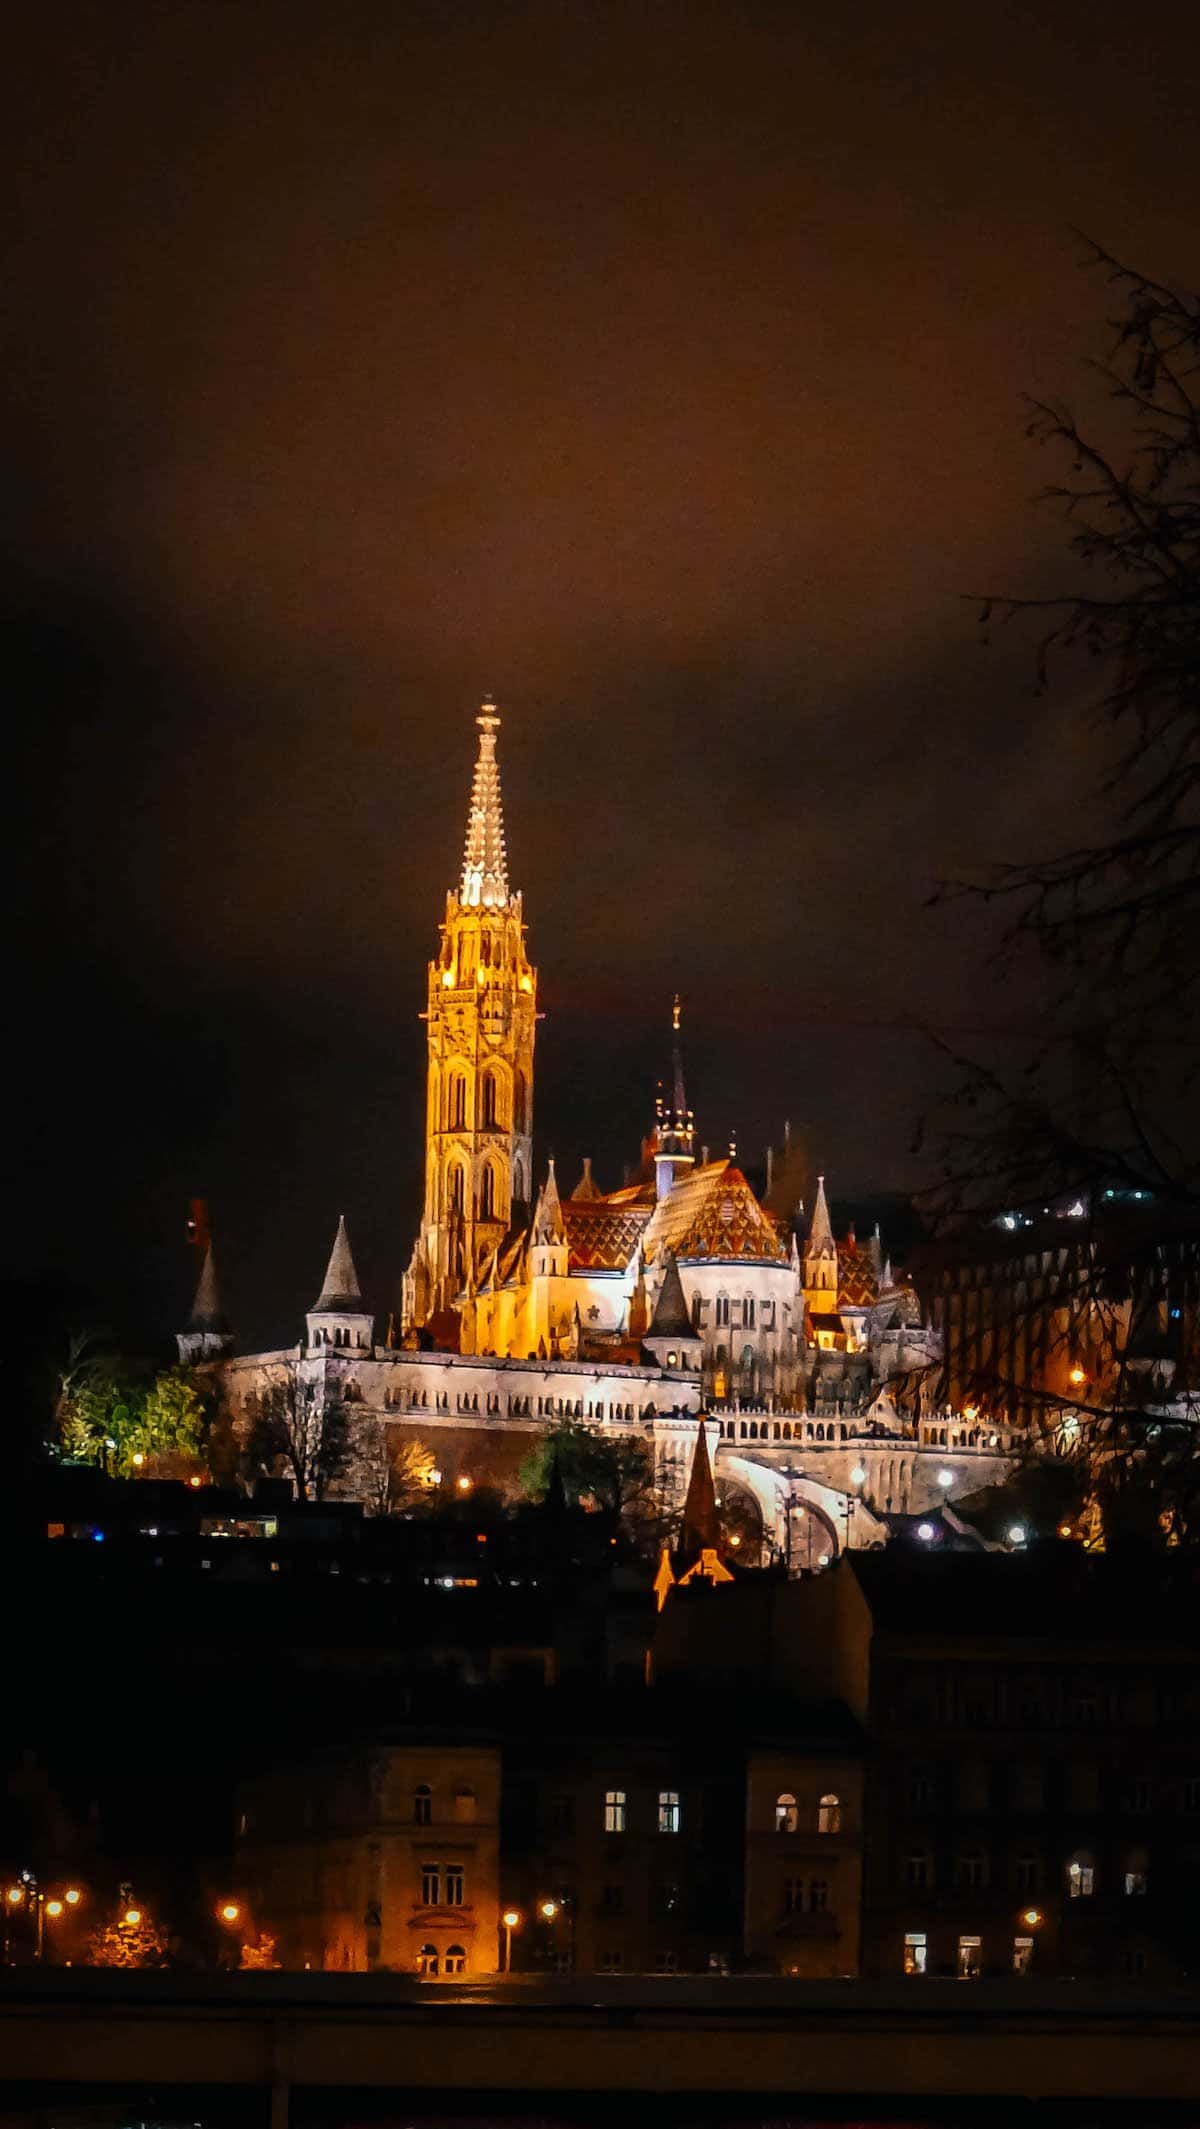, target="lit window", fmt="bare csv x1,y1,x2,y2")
1067,1854,1095,1898
417,1943,439,1977
444,1944,467,1975
775,1792,799,1834
903,1932,927,1976
604,1789,627,1834
421,1863,440,1906
444,1865,464,1906
413,1784,432,1826
818,1792,841,1834
658,1790,681,1835
1013,1936,1034,1976
957,1935,982,1980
